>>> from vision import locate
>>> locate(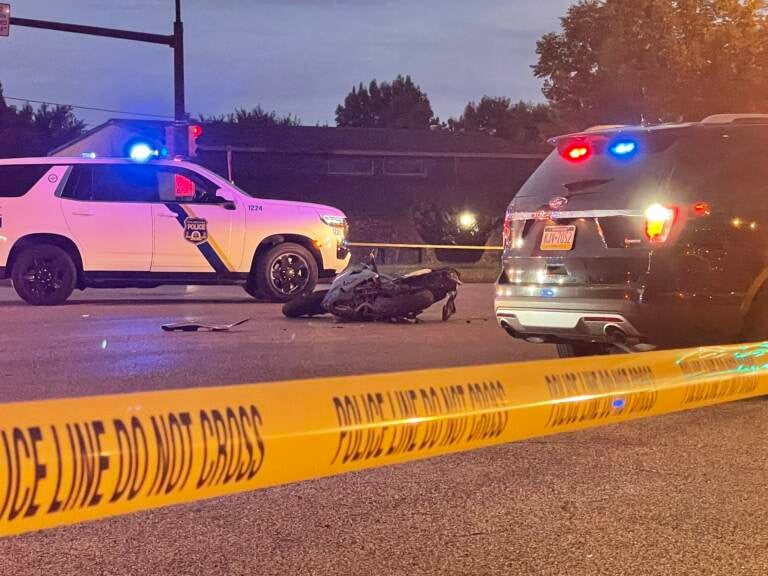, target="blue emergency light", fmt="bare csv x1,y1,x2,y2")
128,143,156,162
608,139,638,158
